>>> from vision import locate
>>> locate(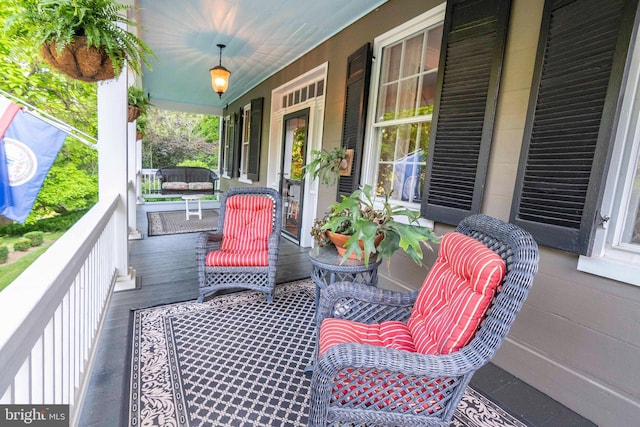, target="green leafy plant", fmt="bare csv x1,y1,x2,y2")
23,231,44,247
0,245,8,264
315,184,440,266
302,147,347,185
13,239,32,252
6,0,154,79
128,86,152,114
